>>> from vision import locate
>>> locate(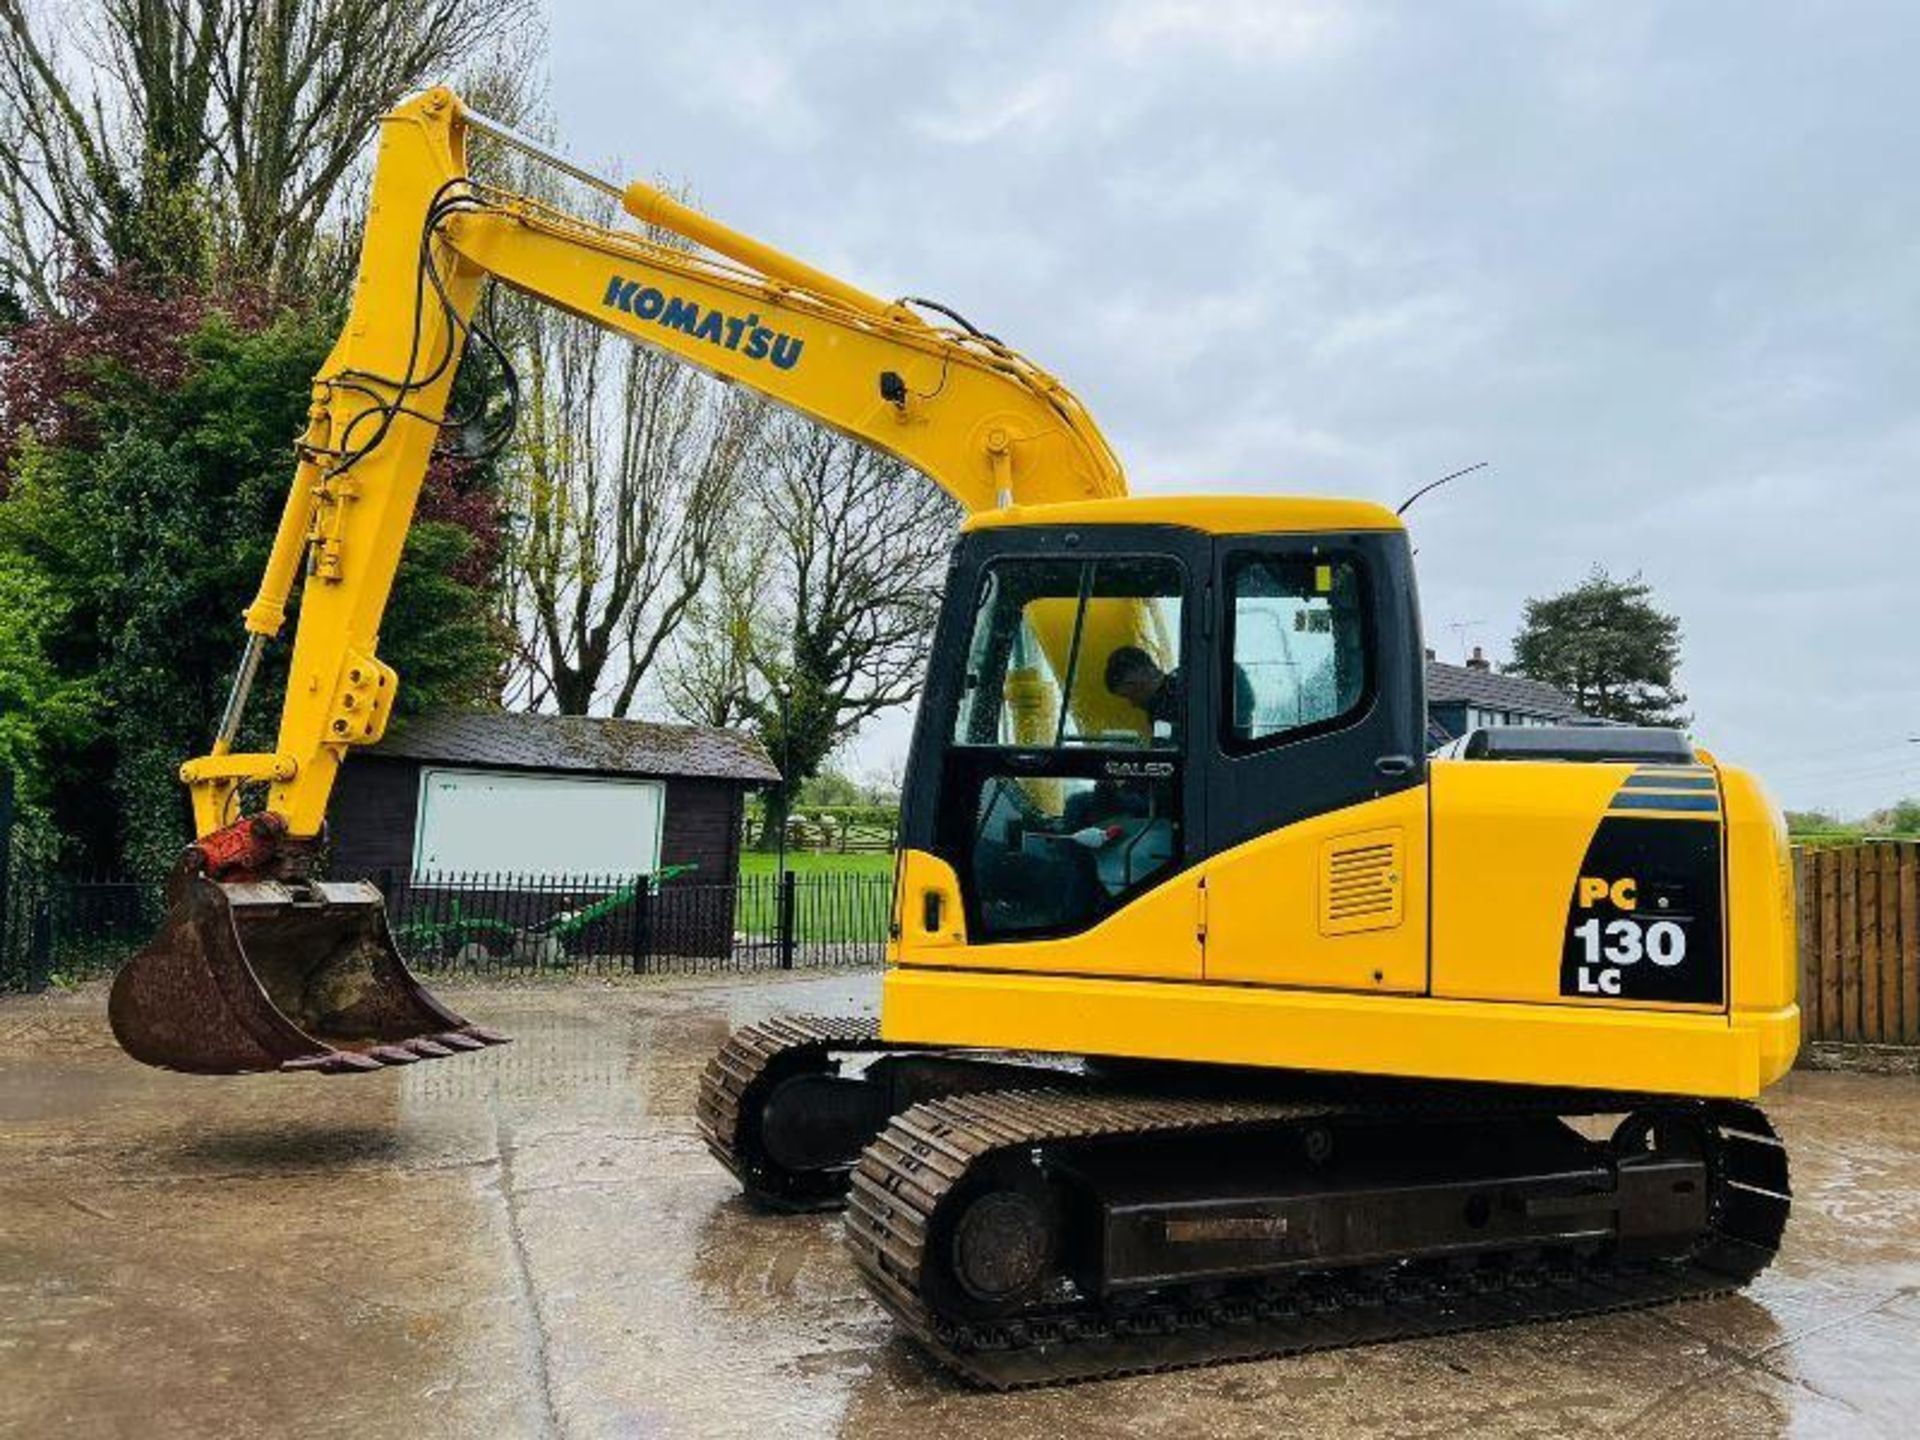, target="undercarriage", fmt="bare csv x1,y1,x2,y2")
698,1017,1792,1388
